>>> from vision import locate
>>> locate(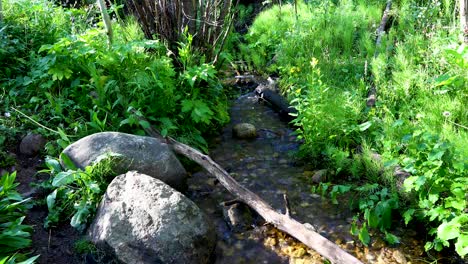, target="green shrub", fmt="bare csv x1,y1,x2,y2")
0,172,39,263
40,153,119,231
246,0,468,256
1,0,229,155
